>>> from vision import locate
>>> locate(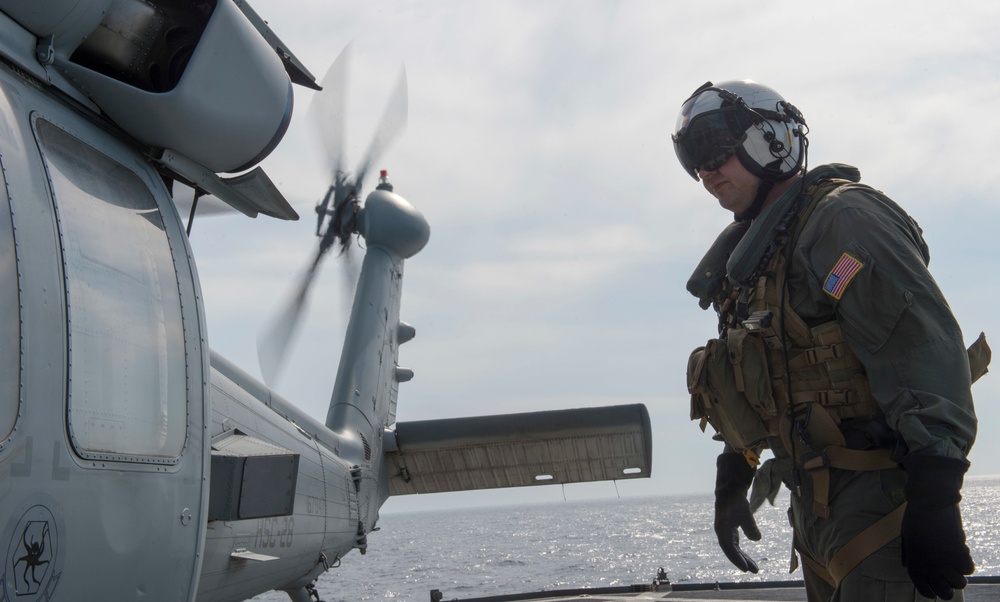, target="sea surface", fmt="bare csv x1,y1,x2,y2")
252,476,1000,602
